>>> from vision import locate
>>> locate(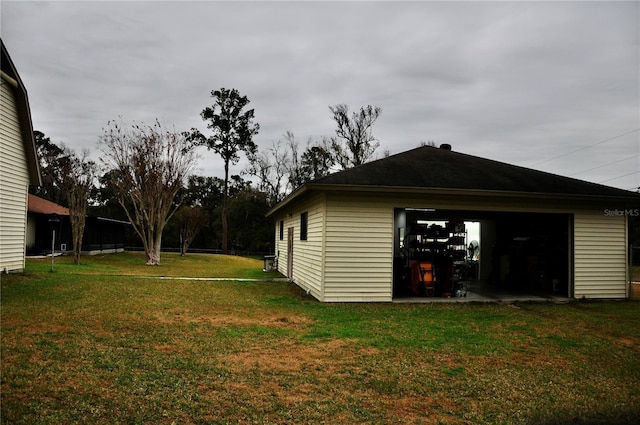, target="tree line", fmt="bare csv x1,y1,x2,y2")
31,87,383,265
